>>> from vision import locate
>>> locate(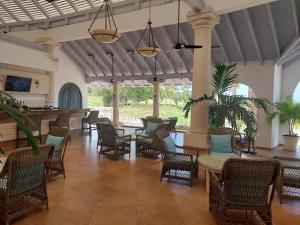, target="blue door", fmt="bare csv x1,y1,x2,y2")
58,83,82,109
